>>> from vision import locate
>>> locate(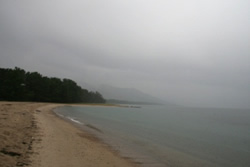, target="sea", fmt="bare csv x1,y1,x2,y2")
54,105,250,167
